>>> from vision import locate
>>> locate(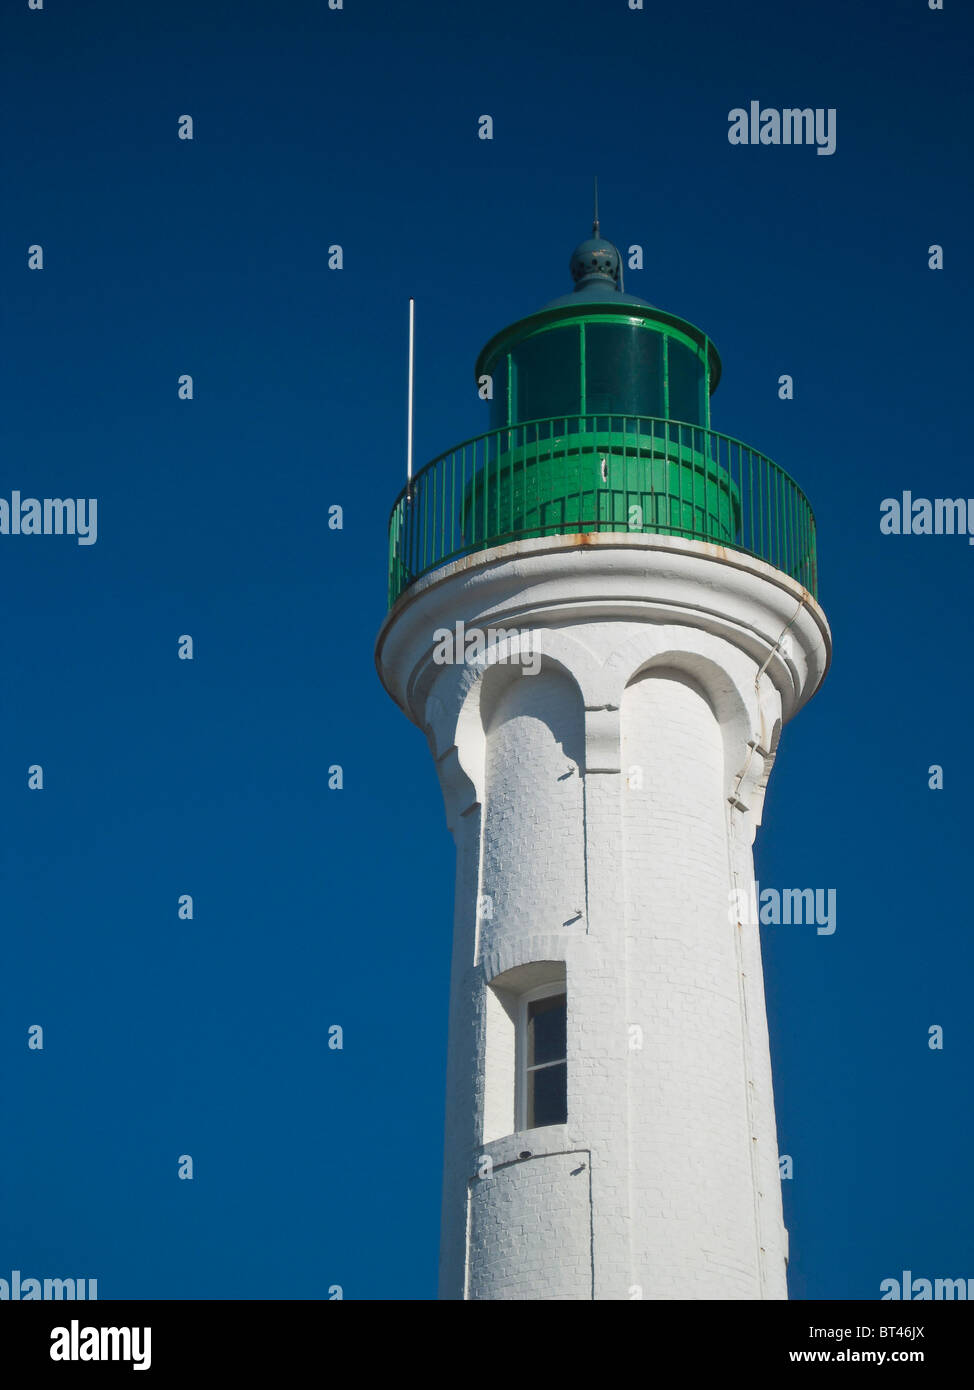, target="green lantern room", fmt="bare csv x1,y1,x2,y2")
387,216,817,608
479,233,719,434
